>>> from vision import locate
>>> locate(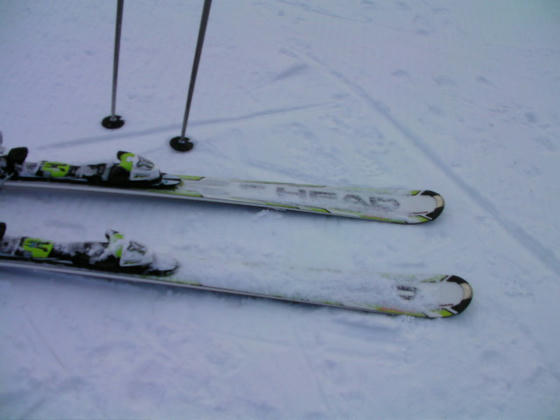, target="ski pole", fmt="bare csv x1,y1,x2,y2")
102,0,125,129
170,0,213,152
